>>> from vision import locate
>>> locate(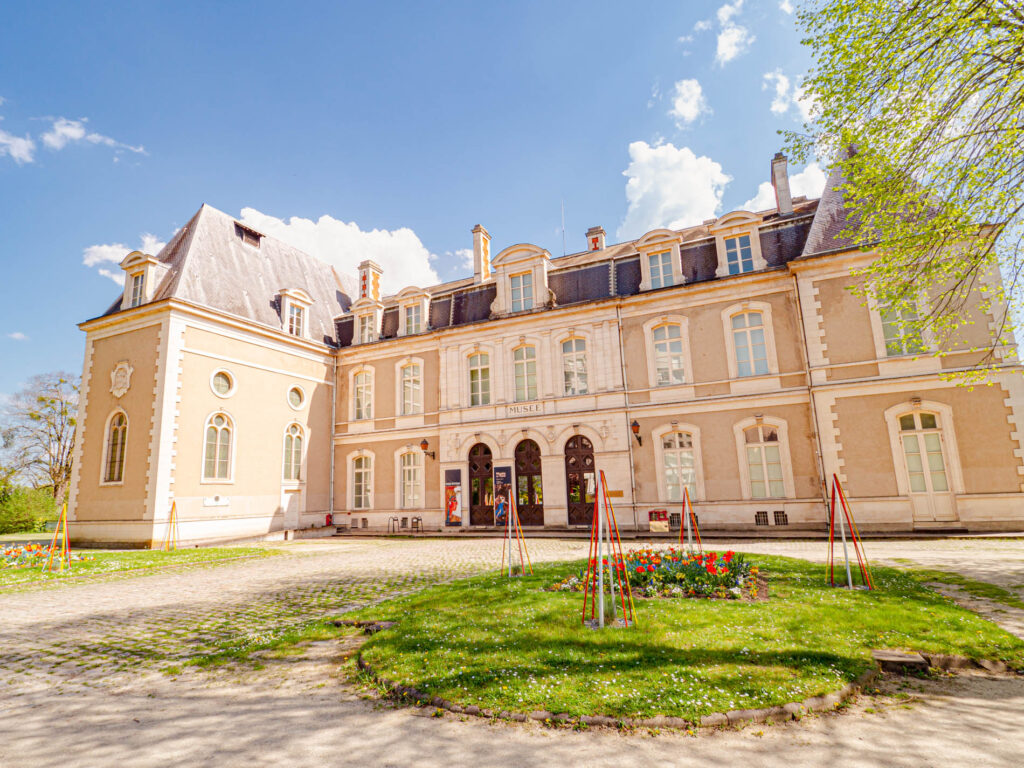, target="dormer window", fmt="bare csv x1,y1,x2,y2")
129,273,145,308
648,251,674,289
395,286,430,337
358,314,375,344
510,272,533,312
235,223,262,248
725,235,754,275
287,304,305,337
278,288,313,340
636,229,683,292
119,250,168,311
405,304,422,334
